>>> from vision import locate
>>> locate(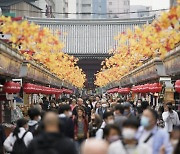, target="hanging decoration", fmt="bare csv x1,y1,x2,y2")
0,17,86,88
95,2,180,87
